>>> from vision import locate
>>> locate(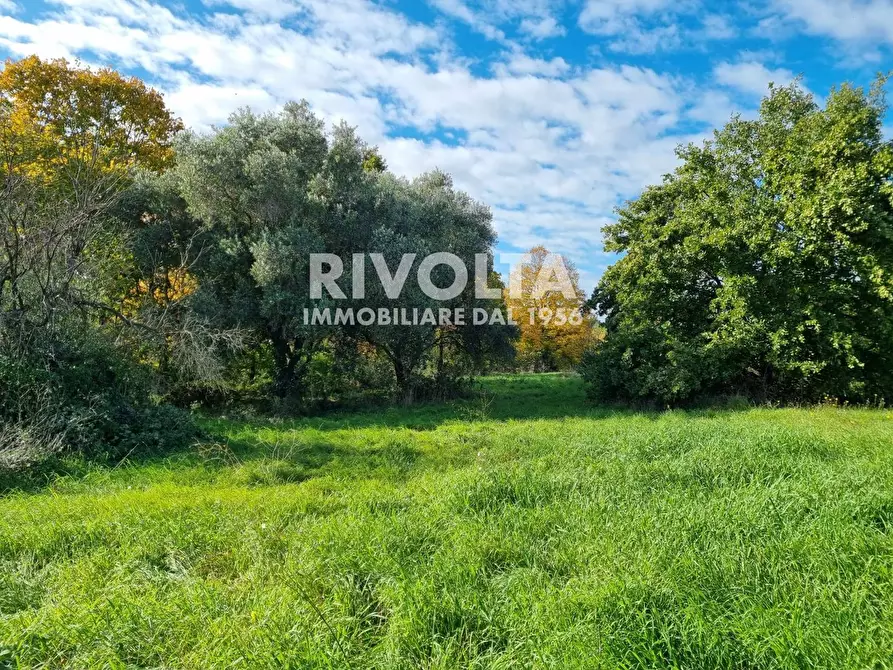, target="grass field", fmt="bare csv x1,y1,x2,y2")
2,374,893,668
